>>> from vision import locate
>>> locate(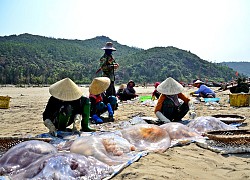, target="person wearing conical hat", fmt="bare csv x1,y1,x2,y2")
43,78,95,136
97,42,119,97
116,83,126,101
191,80,216,98
89,77,118,124
154,77,190,123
